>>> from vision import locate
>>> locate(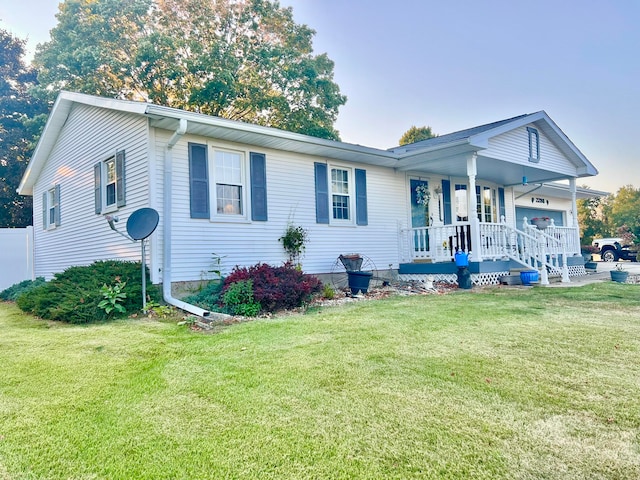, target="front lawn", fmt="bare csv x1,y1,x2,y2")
1,284,639,479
